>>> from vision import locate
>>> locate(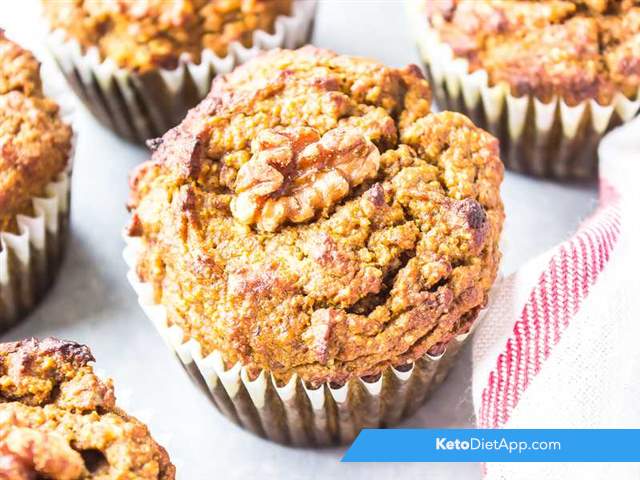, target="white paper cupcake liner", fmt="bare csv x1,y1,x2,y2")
0,169,72,329
123,235,486,447
407,0,640,179
46,0,317,144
